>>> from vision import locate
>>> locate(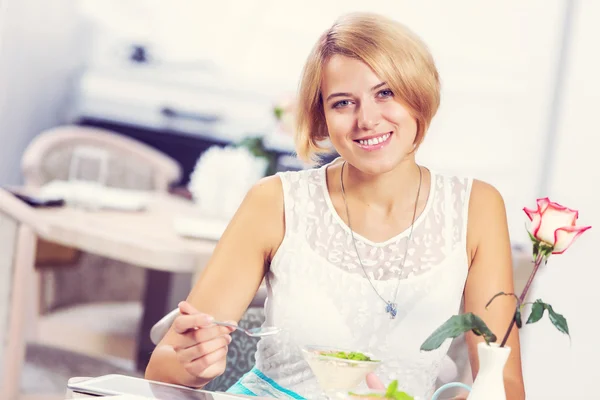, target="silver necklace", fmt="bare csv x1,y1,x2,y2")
340,161,422,319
